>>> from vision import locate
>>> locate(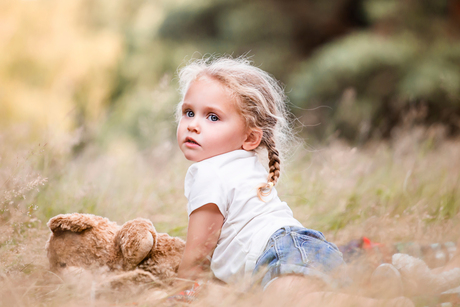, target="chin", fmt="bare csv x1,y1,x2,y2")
183,153,201,162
